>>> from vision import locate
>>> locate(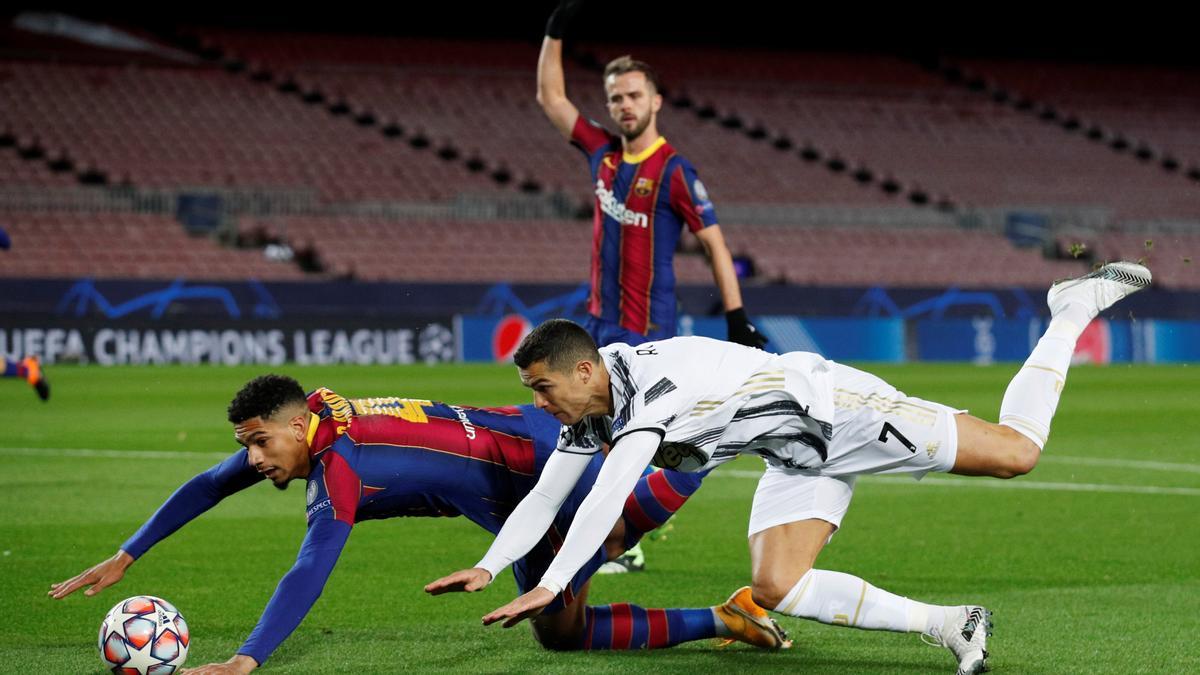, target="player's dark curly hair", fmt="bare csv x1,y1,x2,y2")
513,318,600,373
227,374,307,424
